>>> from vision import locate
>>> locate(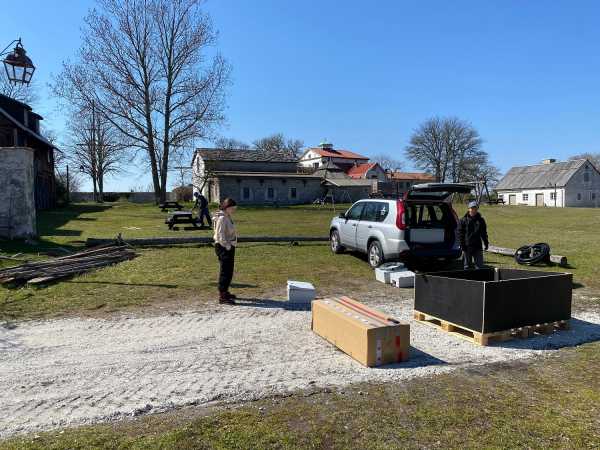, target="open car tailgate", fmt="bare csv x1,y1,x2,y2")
405,183,473,201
